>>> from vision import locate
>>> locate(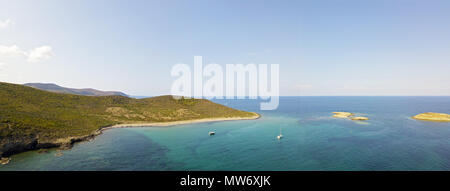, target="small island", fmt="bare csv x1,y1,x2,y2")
332,112,354,118
412,112,450,122
350,117,369,121
332,112,369,121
